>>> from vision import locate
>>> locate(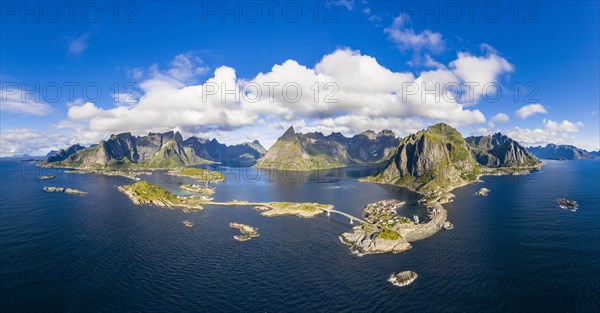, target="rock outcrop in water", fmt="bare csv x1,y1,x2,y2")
557,197,578,209
388,271,418,287
43,186,87,196
230,223,260,241
255,126,399,170
475,188,490,196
